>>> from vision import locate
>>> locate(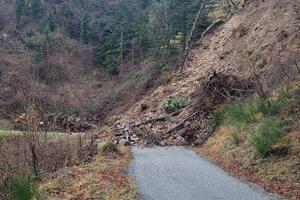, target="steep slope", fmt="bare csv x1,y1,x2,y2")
110,0,300,145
